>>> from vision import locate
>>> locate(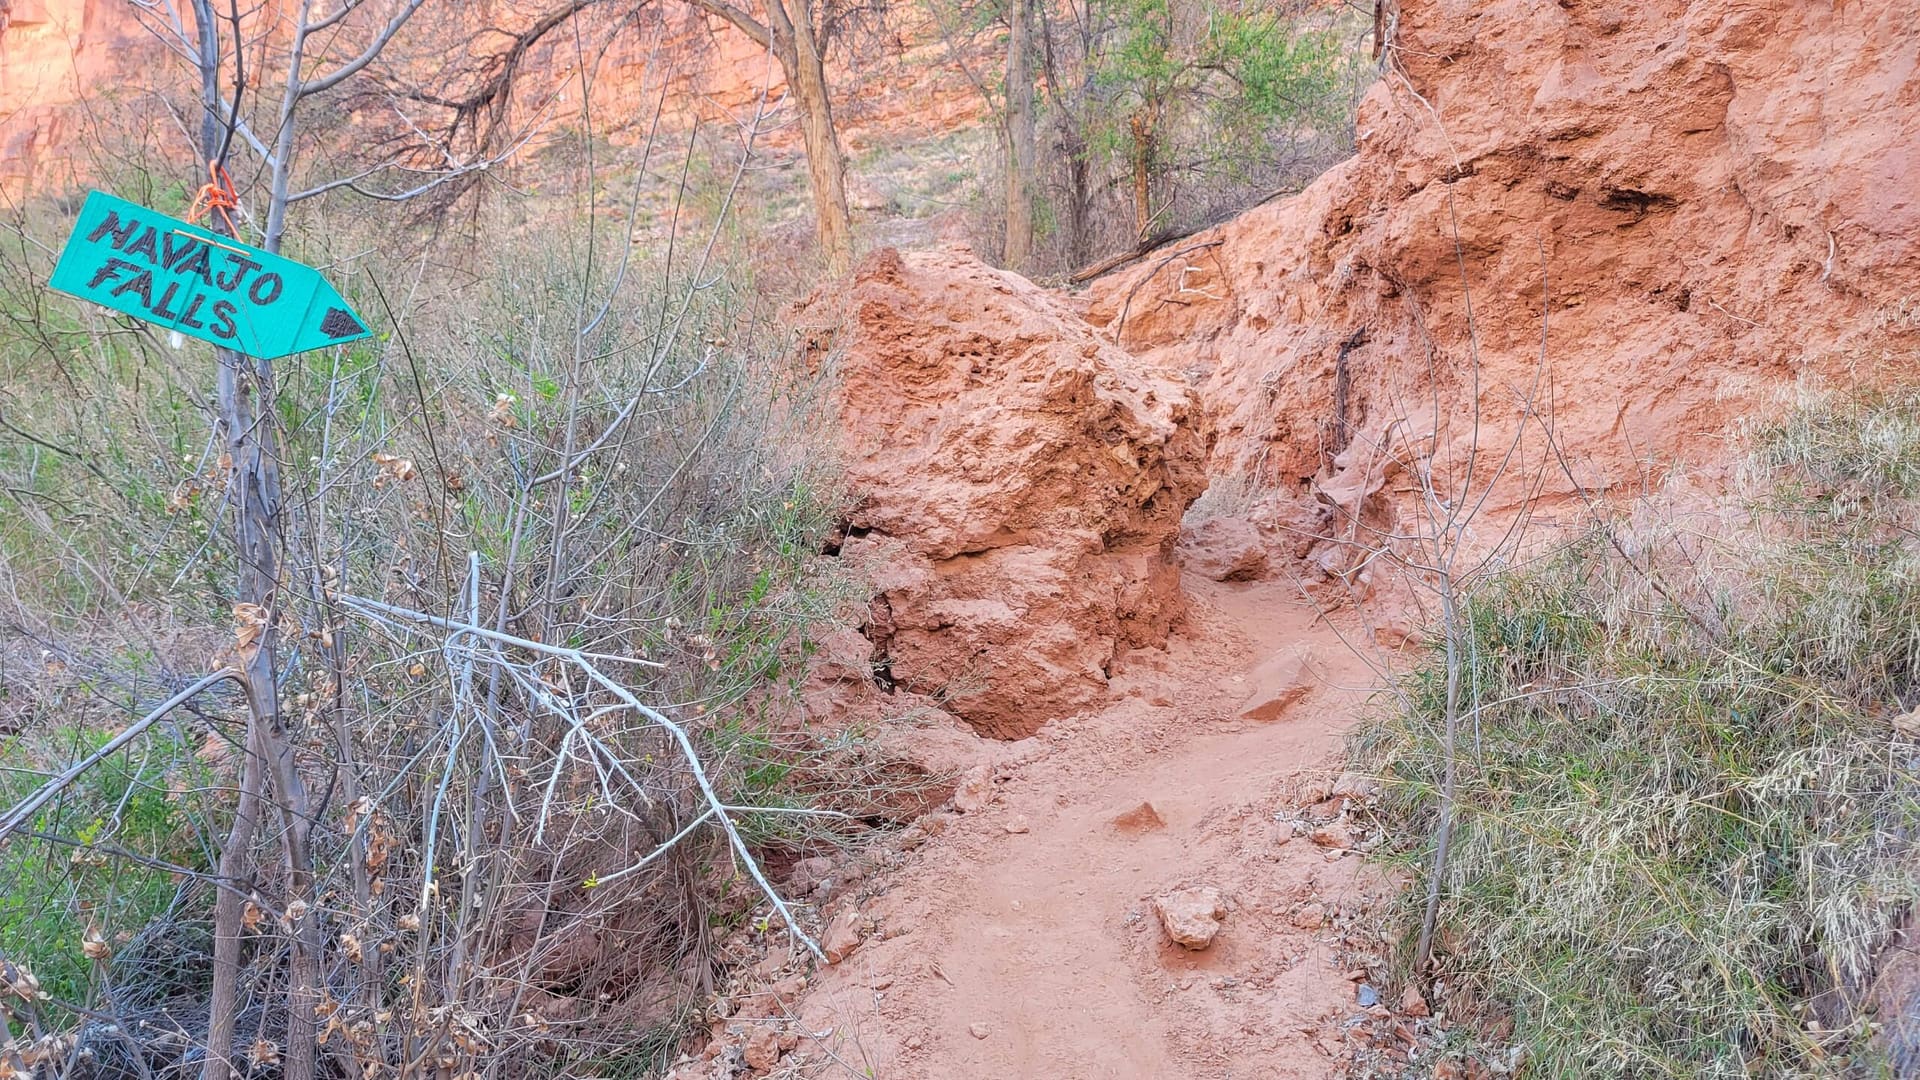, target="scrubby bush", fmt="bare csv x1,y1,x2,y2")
0,165,877,1074
1358,389,1920,1077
